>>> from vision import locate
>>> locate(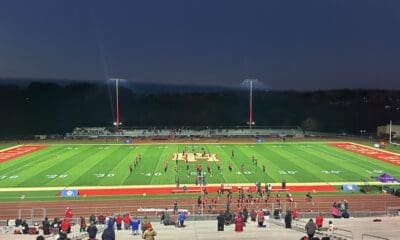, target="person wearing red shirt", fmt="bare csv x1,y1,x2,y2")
257,210,265,227
64,207,72,220
234,213,244,232
123,214,131,230
292,208,299,220
60,219,71,234
315,213,324,230
115,215,123,230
